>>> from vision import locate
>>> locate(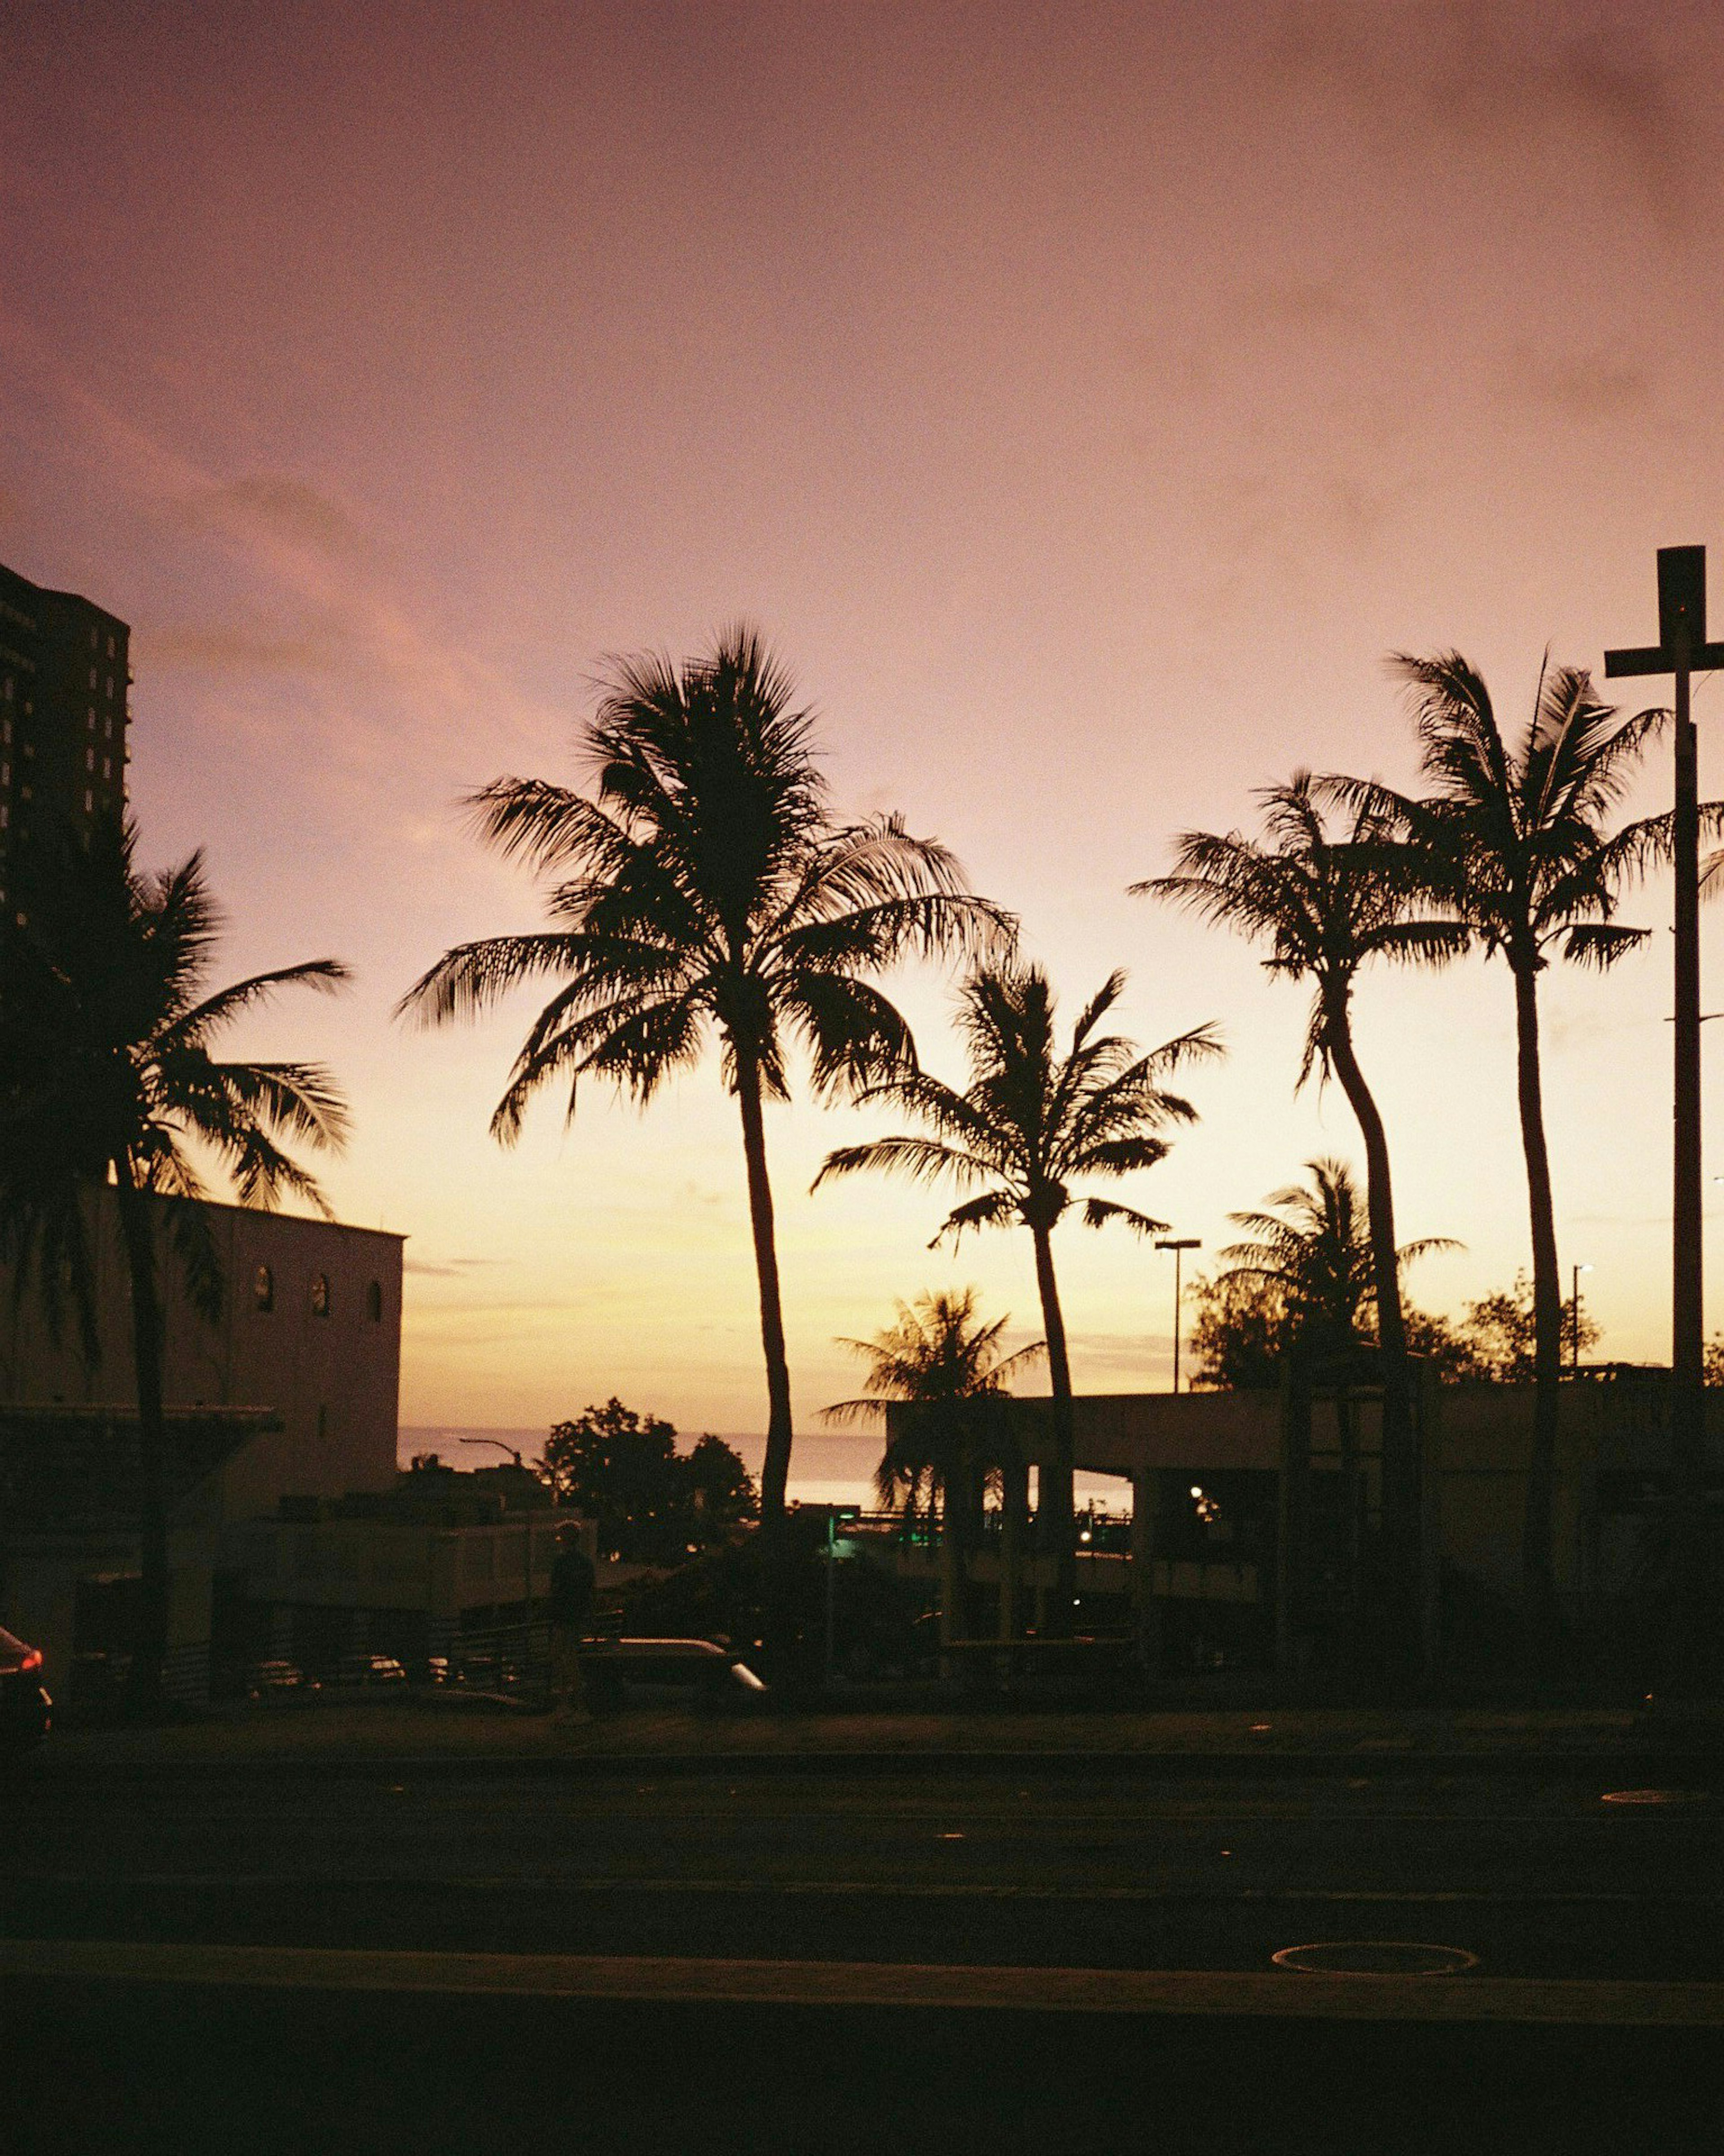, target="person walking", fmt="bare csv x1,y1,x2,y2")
547,1521,596,1722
